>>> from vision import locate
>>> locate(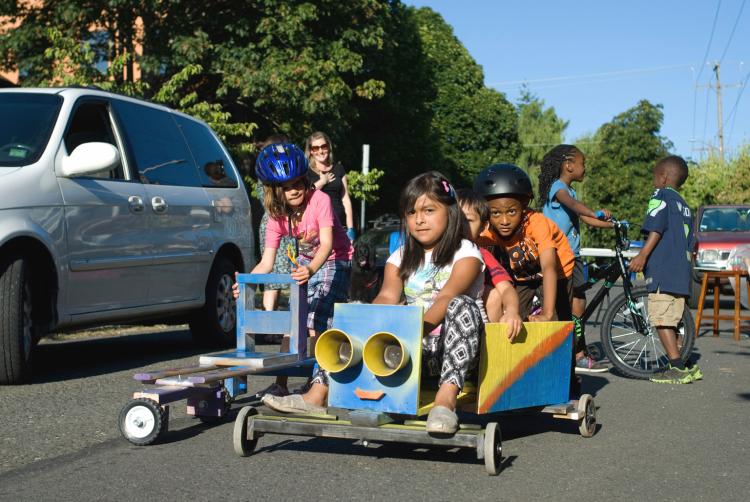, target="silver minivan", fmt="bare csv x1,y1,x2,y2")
0,88,255,384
